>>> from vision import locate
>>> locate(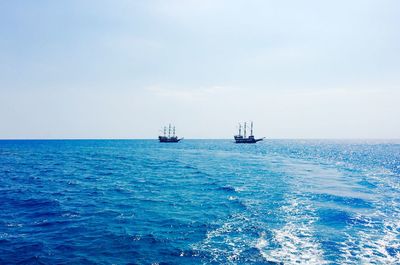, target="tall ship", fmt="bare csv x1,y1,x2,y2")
234,122,264,143
159,124,183,143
